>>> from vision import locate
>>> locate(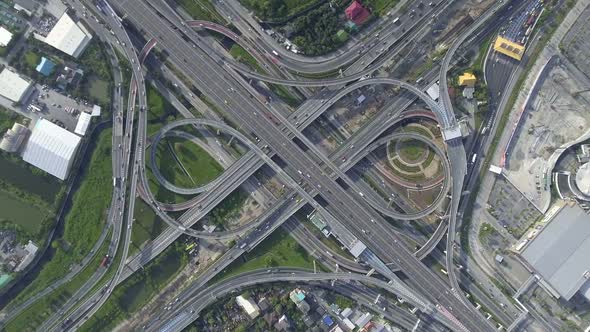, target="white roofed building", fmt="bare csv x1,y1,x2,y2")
38,13,92,58
74,112,92,136
426,83,440,101
22,119,81,180
0,68,34,103
0,27,13,47
235,295,260,319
